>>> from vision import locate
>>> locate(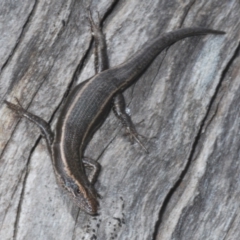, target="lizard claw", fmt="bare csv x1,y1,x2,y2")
126,127,149,154
4,98,26,117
